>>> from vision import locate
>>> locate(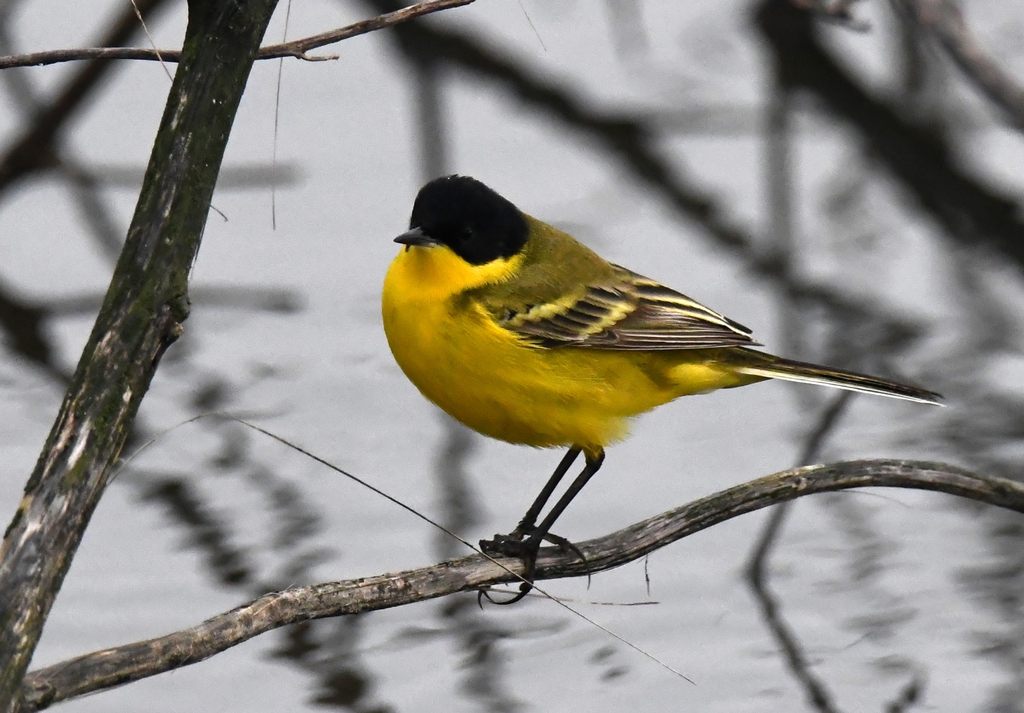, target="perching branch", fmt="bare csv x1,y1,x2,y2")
20,459,1024,711
0,1,280,710
894,0,1024,132
0,0,475,70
